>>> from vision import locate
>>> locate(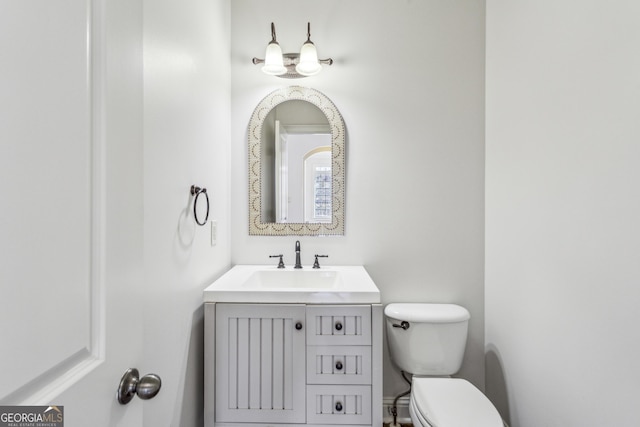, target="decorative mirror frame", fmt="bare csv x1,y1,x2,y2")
248,86,345,236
